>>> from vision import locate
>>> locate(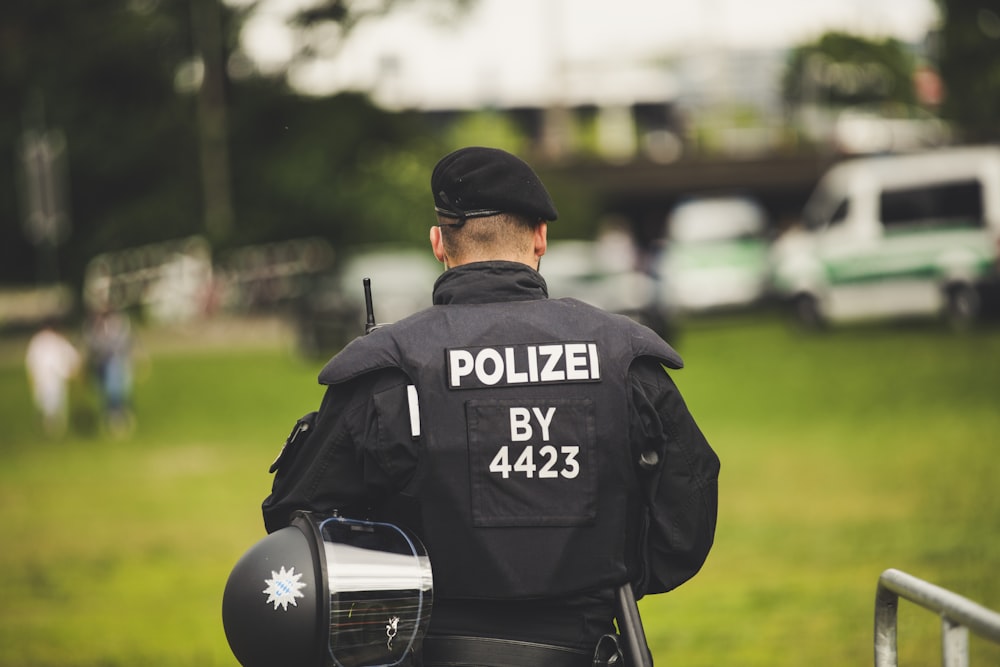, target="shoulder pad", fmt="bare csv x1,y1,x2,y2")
627,319,683,370
317,328,401,386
